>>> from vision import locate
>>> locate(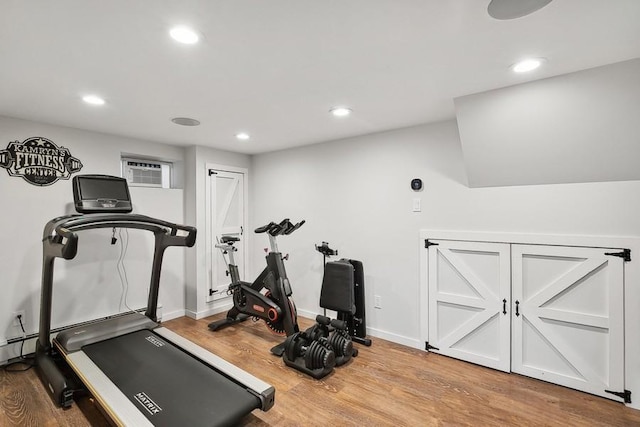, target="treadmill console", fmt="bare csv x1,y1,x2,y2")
73,174,133,213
